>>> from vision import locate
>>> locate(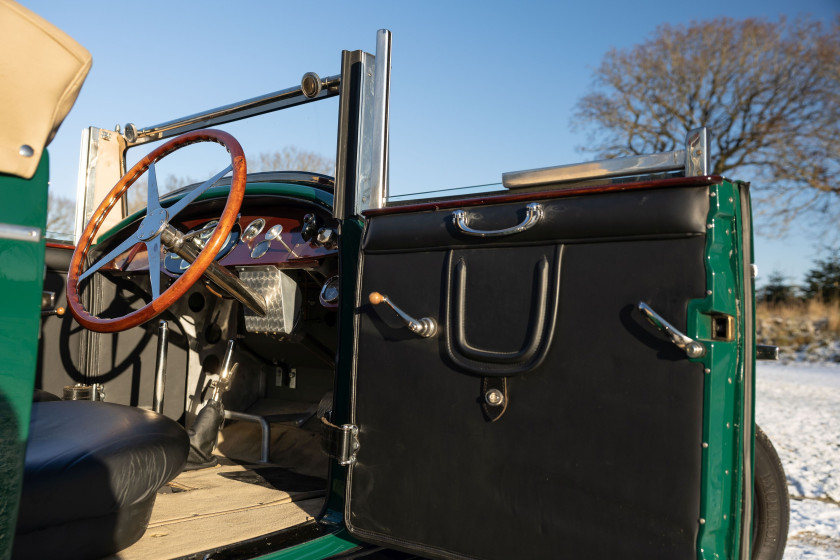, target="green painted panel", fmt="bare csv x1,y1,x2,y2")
253,528,360,560
689,180,750,559
0,152,50,560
